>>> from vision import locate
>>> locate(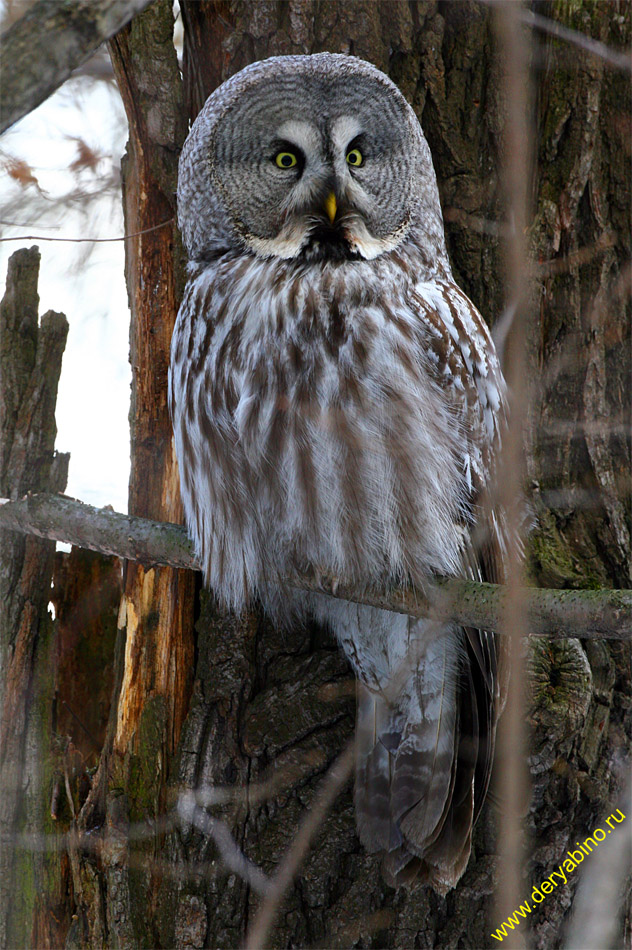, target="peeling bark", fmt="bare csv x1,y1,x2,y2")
60,3,197,947
106,0,196,755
